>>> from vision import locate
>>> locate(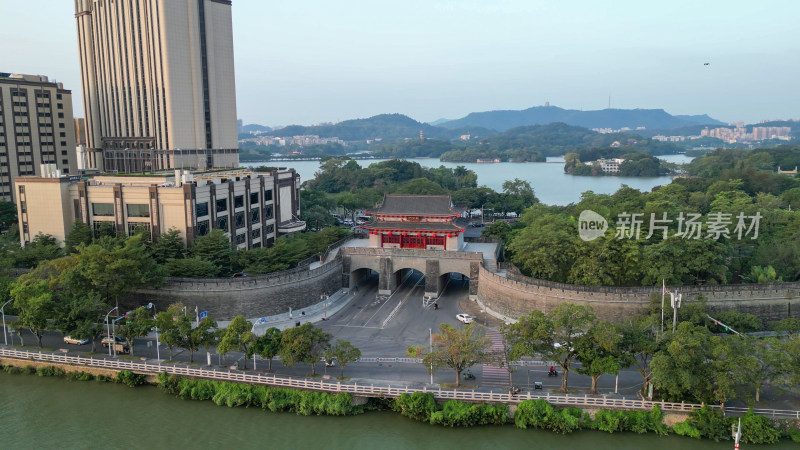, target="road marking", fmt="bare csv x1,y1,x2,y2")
381,277,424,328
363,273,418,327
